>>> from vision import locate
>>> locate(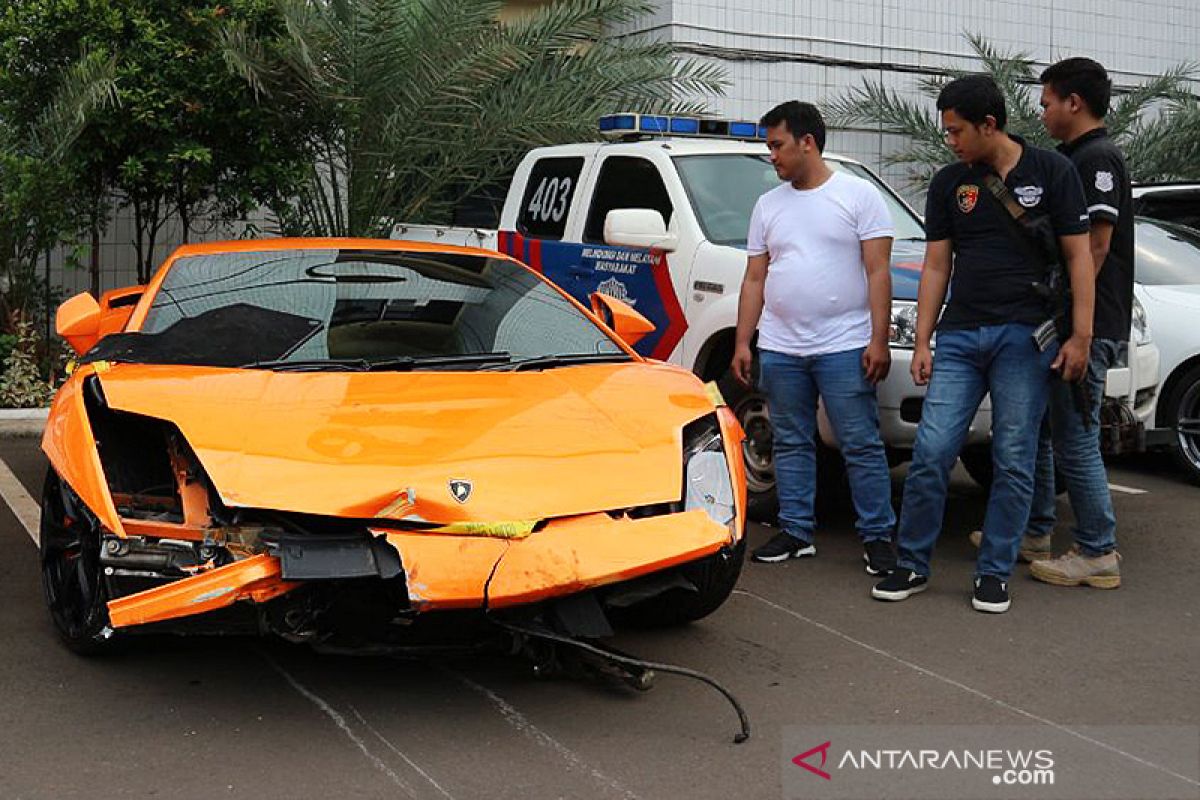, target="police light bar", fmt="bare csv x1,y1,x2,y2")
599,113,767,142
